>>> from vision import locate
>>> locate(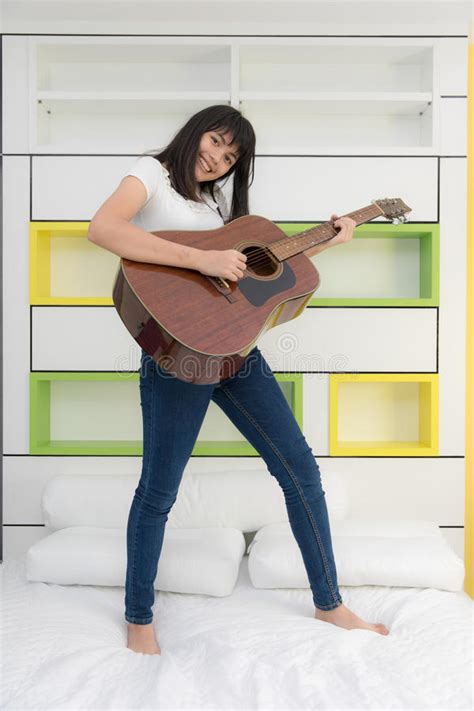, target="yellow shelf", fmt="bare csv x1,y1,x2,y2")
329,373,439,456
29,221,118,305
